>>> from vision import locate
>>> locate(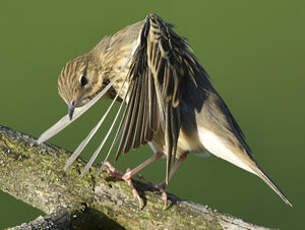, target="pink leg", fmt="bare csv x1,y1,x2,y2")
168,152,189,182
137,152,189,206
102,152,163,207
158,152,190,205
